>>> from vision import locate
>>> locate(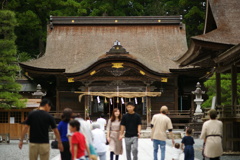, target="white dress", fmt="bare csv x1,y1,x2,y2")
172,147,182,160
